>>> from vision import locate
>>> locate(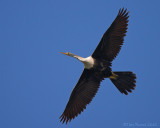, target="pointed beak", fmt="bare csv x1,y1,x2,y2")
59,52,69,55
